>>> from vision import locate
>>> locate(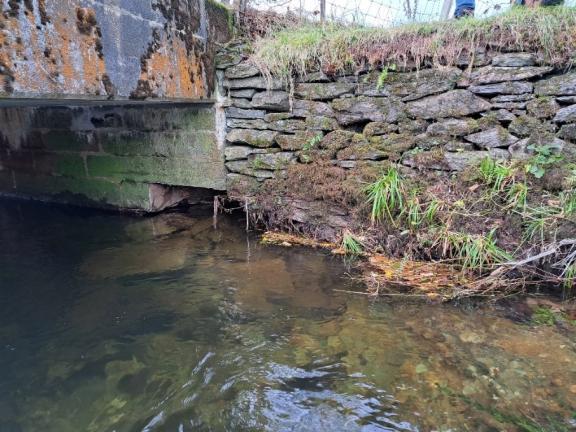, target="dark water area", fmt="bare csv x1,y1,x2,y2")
0,200,575,432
